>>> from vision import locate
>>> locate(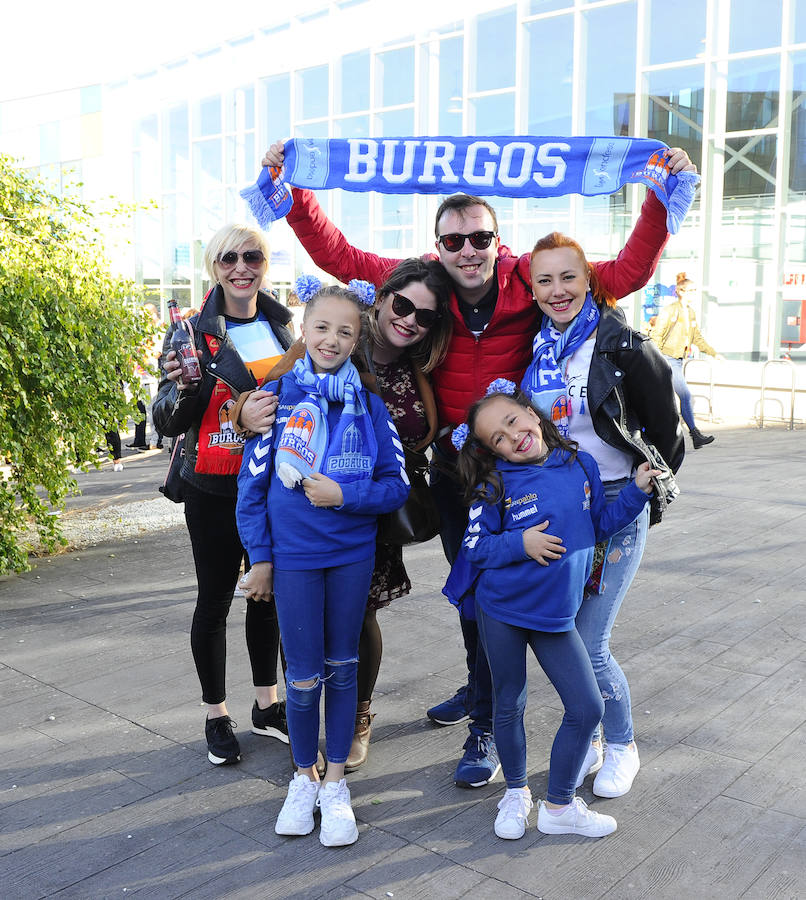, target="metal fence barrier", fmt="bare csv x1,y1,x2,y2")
756,358,797,430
